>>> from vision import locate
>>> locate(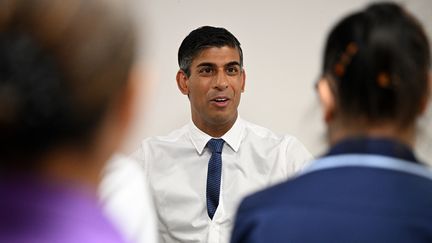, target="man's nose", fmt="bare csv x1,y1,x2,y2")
213,71,228,90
